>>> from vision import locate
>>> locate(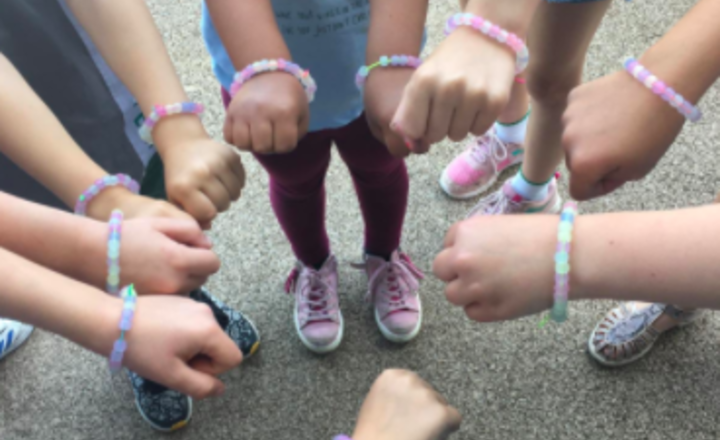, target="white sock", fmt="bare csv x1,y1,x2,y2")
494,111,530,144
510,171,550,201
